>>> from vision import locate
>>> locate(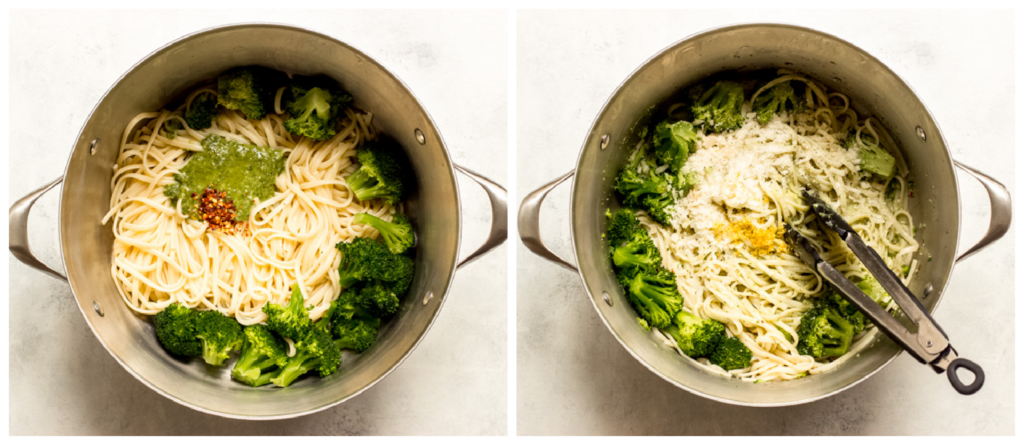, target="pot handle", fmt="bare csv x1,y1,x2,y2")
454,164,508,269
518,171,578,272
954,161,1012,263
9,176,67,281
